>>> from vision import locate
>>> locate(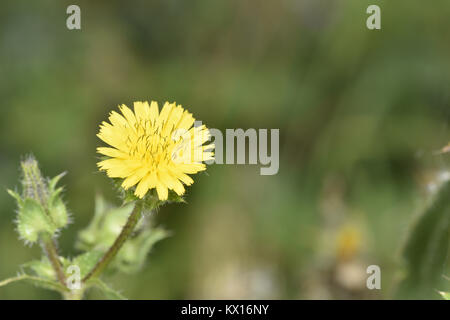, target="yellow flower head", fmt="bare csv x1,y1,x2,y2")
97,101,214,200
